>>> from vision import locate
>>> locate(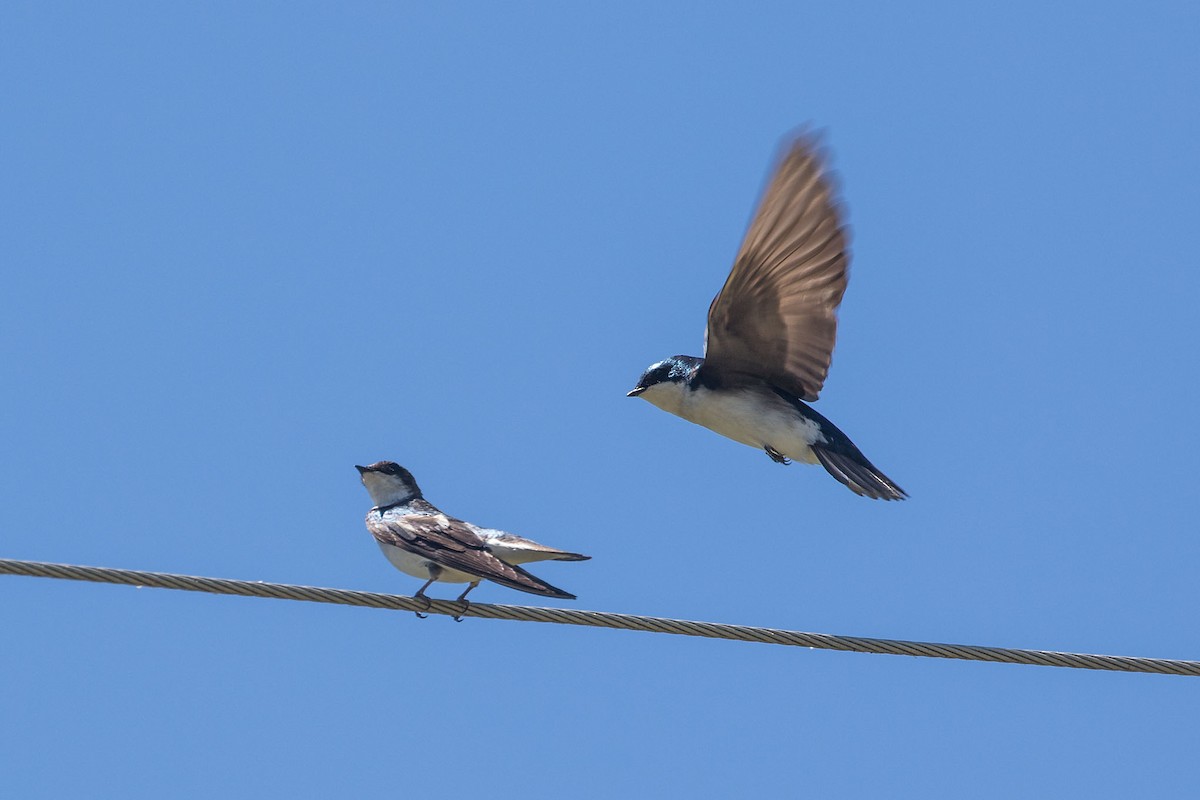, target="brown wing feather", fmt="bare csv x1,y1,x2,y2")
367,512,575,599
704,133,849,401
